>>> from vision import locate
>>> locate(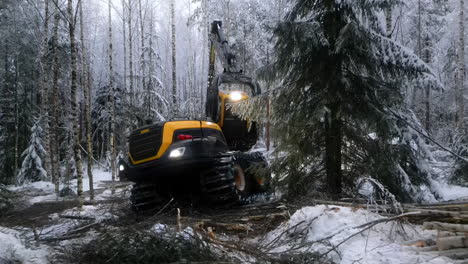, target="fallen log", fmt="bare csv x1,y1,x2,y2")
438,231,468,238
437,236,468,251
406,209,467,218
423,222,468,232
